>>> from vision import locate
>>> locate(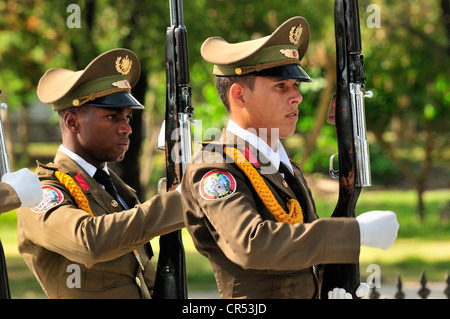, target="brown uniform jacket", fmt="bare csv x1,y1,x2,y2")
0,182,21,213
181,130,360,298
17,150,184,298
